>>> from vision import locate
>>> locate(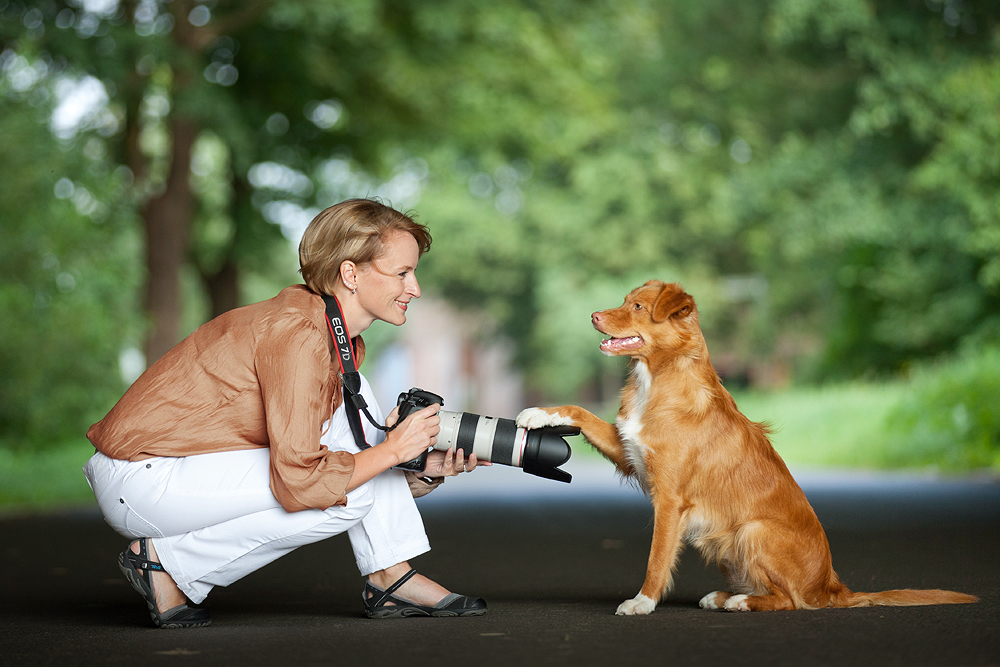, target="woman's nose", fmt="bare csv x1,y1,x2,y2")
407,274,421,298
